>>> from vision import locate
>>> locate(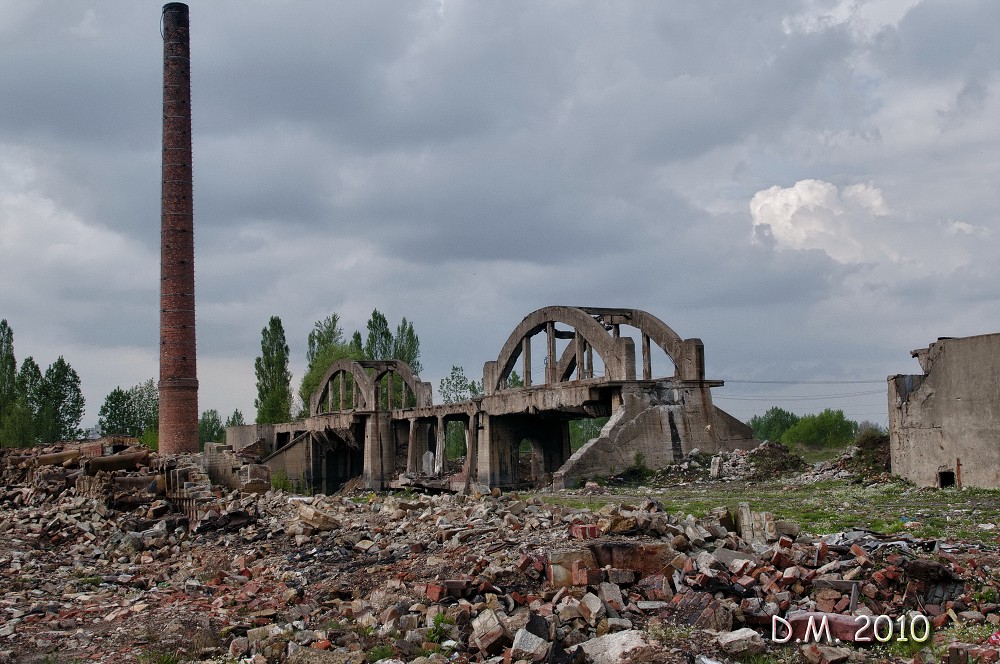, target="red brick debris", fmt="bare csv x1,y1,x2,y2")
1,442,999,664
